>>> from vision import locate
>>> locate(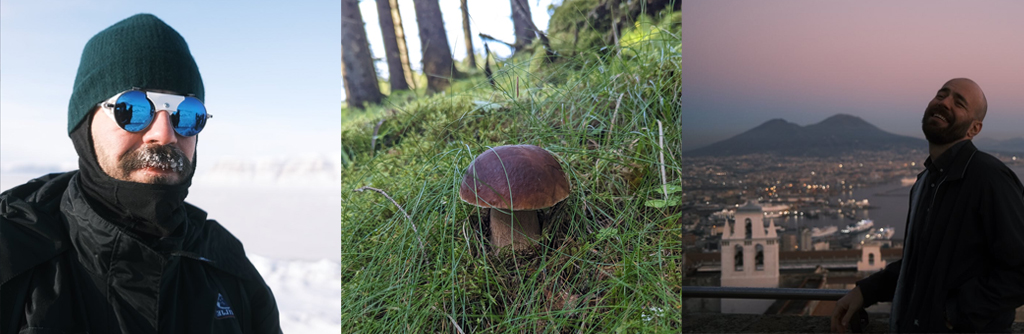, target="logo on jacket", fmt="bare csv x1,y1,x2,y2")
215,293,235,319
